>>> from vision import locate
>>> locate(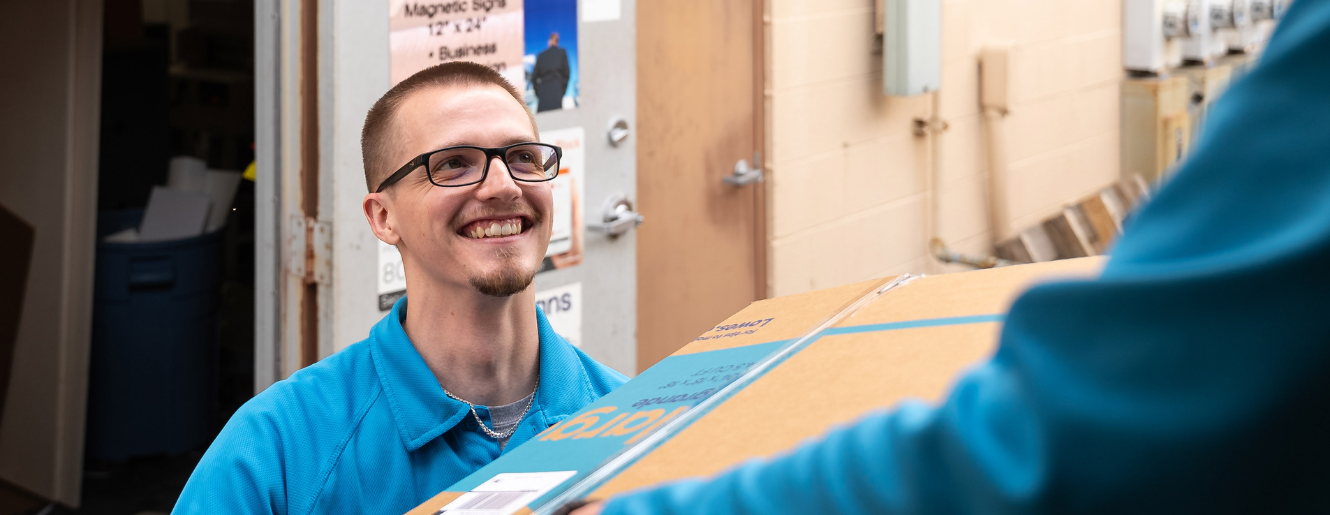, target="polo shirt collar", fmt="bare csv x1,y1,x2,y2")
370,296,595,452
